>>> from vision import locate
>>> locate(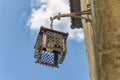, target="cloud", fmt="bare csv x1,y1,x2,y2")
19,12,26,24
28,0,84,41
